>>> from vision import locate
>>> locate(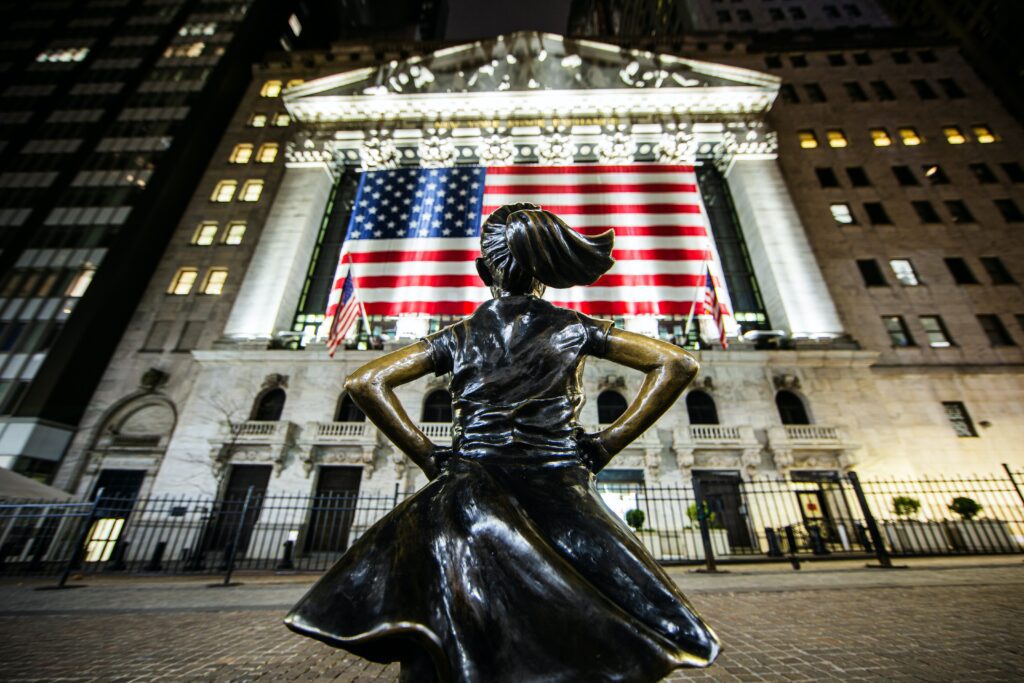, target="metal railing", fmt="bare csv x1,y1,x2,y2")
1,467,1022,578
